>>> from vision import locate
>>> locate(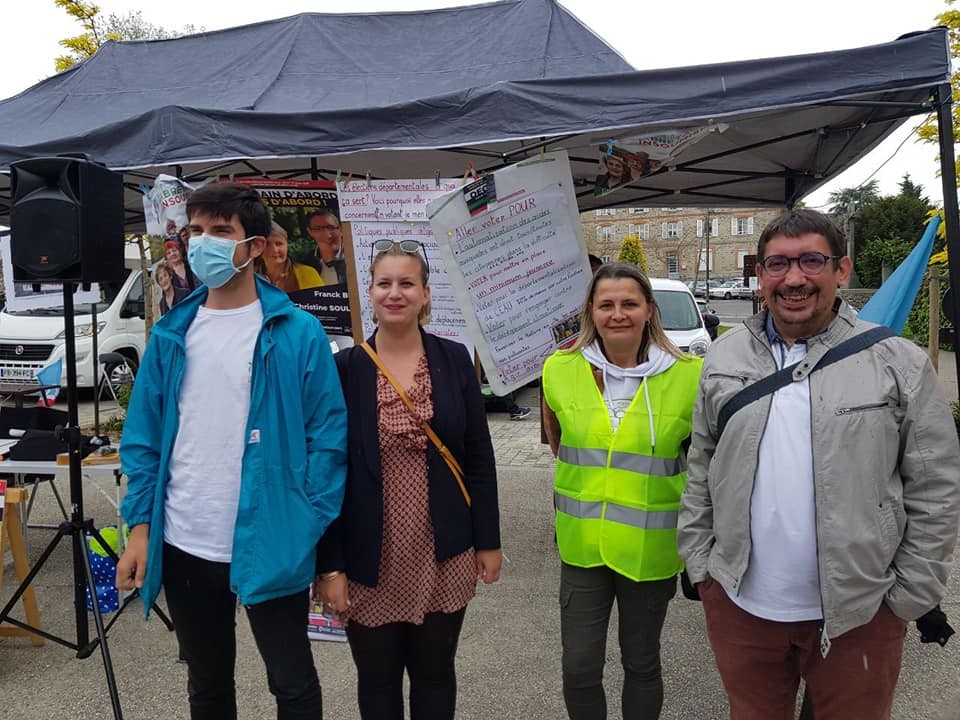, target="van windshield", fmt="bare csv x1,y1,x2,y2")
4,269,132,317
653,289,701,331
